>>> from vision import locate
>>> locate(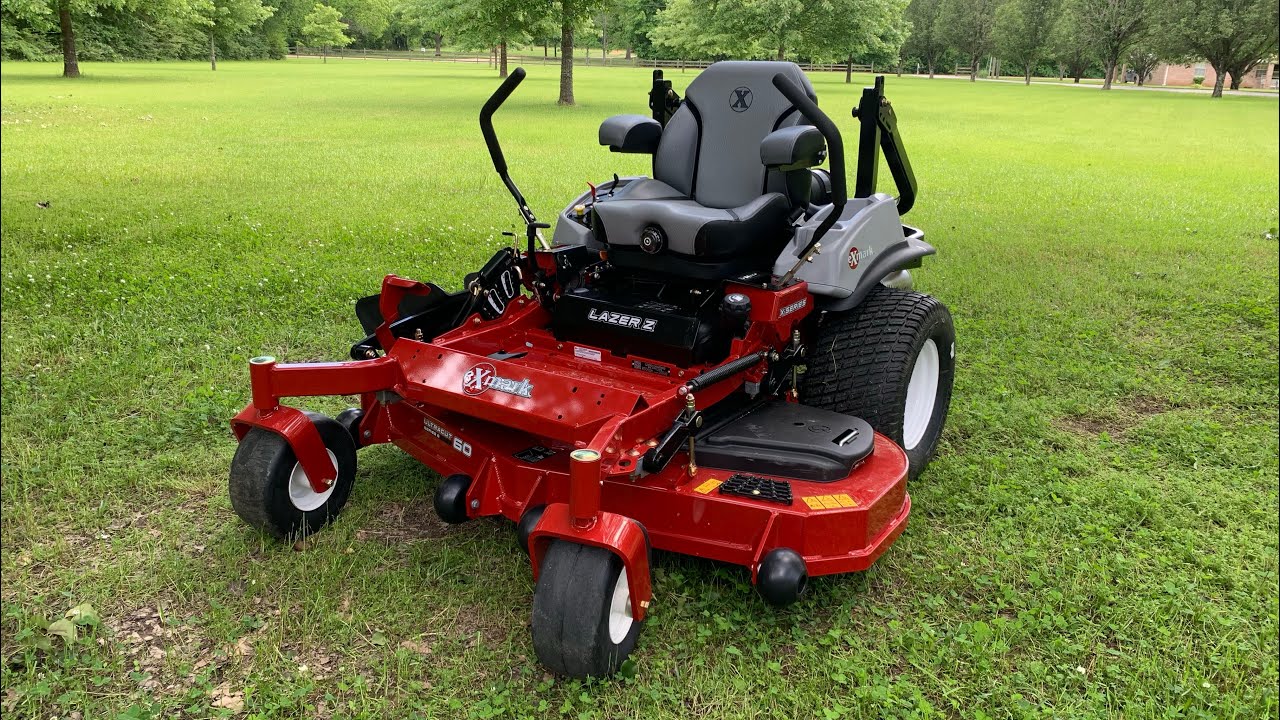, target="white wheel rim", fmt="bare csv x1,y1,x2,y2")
287,449,339,512
902,339,940,451
607,571,633,644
